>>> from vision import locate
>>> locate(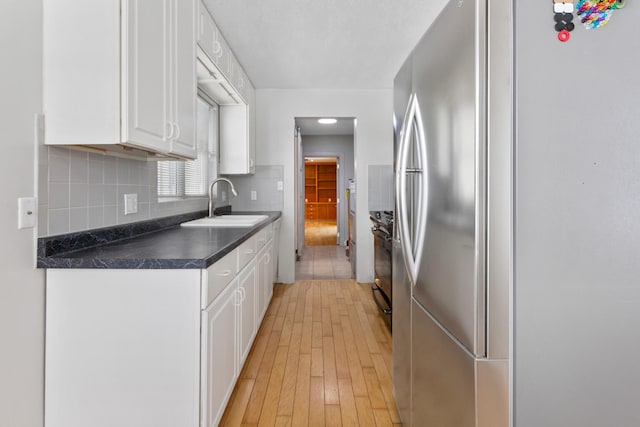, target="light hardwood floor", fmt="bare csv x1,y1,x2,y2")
220,280,400,426
305,221,338,246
